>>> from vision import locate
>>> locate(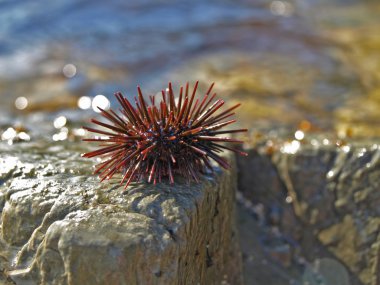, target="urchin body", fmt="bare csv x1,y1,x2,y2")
82,82,247,187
